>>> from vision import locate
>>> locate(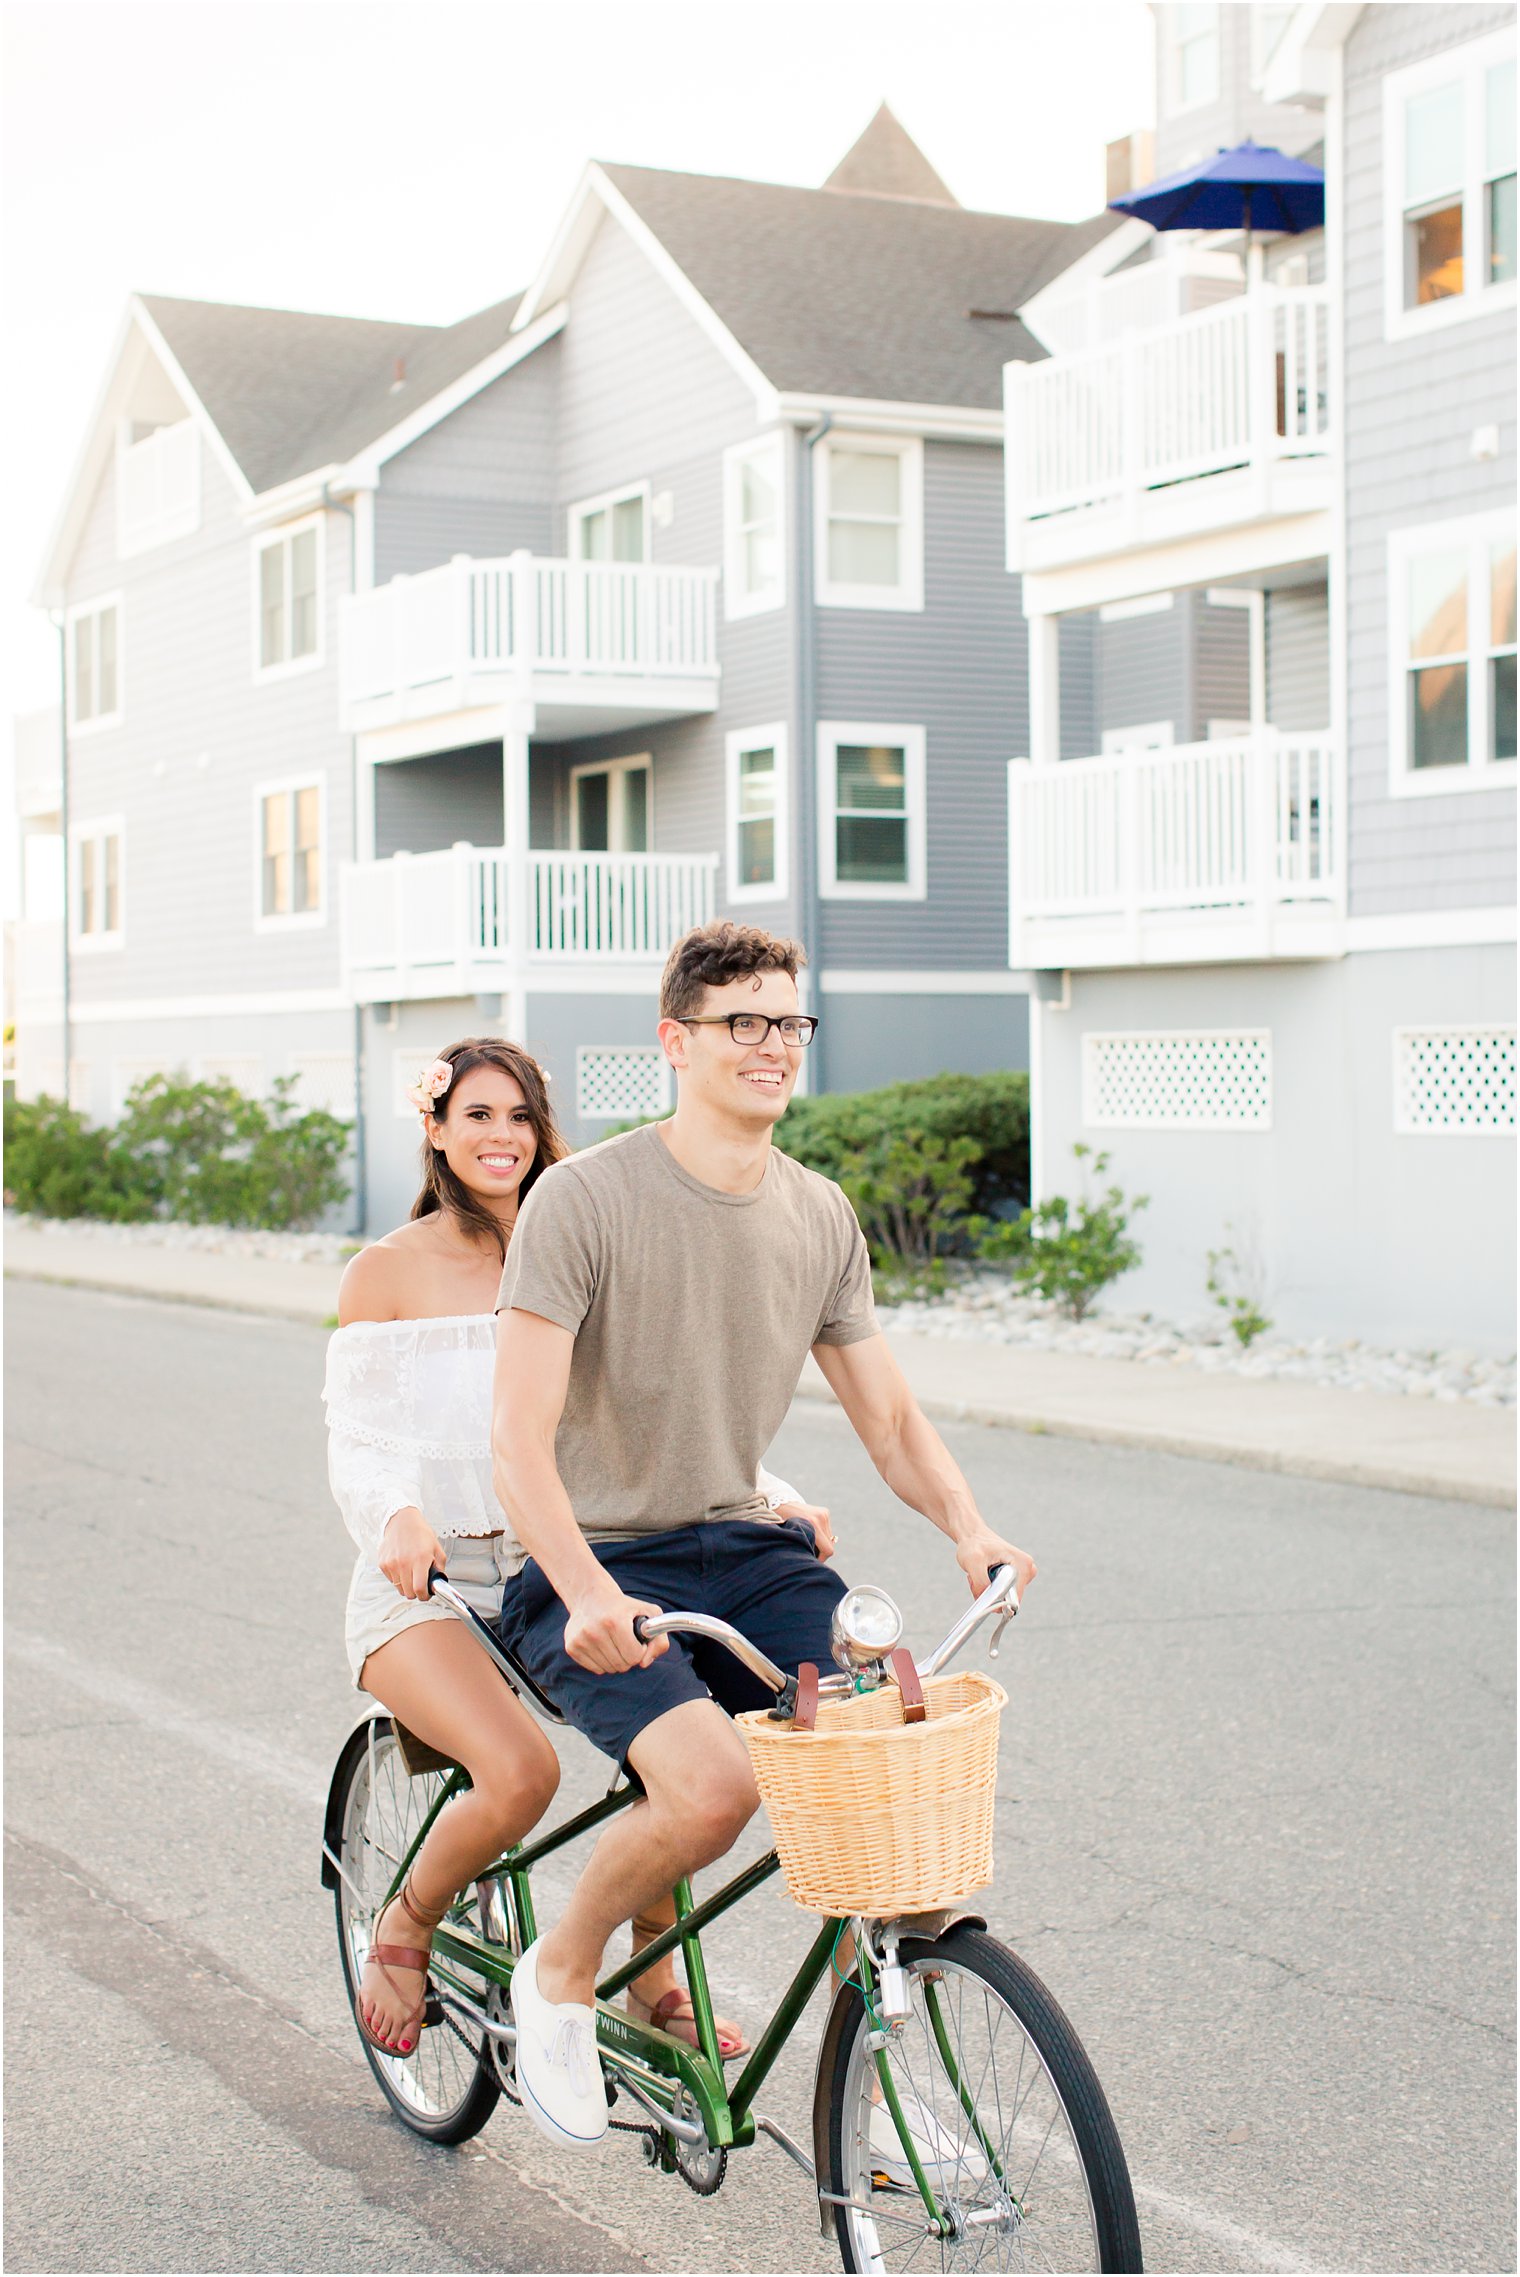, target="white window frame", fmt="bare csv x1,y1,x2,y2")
115,416,200,558
1171,2,1221,115
1101,721,1176,753
69,816,125,952
1388,510,1517,797
568,753,653,853
252,513,325,680
254,775,327,930
722,433,786,619
1383,28,1518,342
1249,4,1294,85
817,721,927,901
65,595,124,734
814,433,924,613
567,480,653,563
725,724,790,904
